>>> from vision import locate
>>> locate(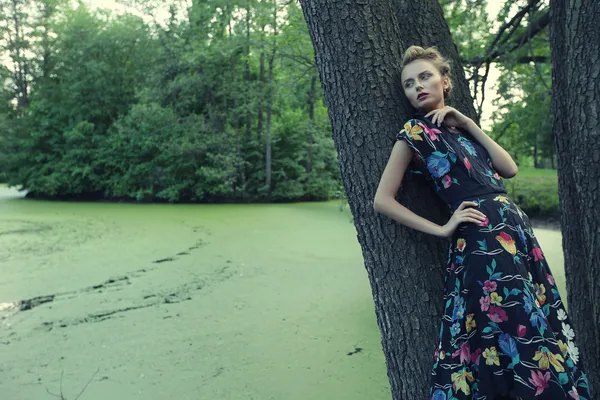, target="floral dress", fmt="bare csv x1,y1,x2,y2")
395,113,591,400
